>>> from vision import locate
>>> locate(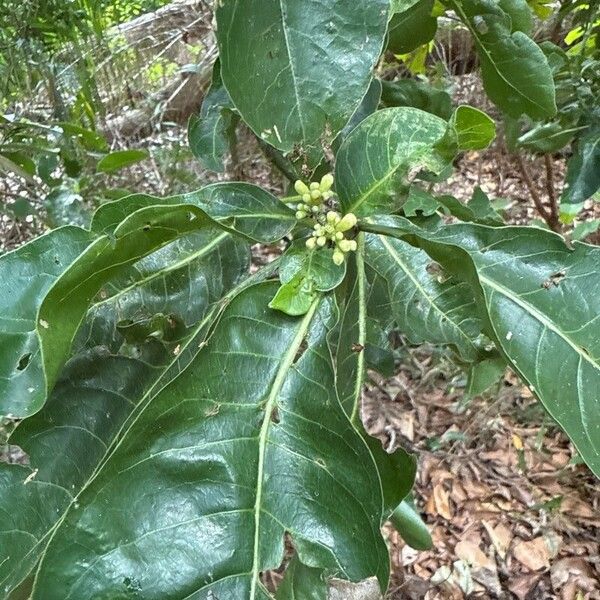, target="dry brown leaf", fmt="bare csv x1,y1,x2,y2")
551,557,599,599
482,520,512,560
432,484,453,520
513,534,561,571
455,540,502,596
508,573,544,600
